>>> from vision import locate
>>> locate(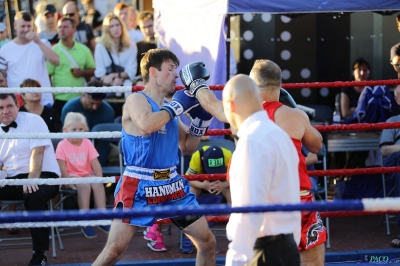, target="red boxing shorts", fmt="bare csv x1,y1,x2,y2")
114,166,198,227
298,193,327,251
